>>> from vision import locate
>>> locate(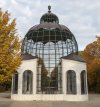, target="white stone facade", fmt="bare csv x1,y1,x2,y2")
11,58,37,100
61,59,88,101
11,58,88,101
